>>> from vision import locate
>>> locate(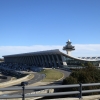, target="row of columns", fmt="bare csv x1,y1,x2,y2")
4,54,63,67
